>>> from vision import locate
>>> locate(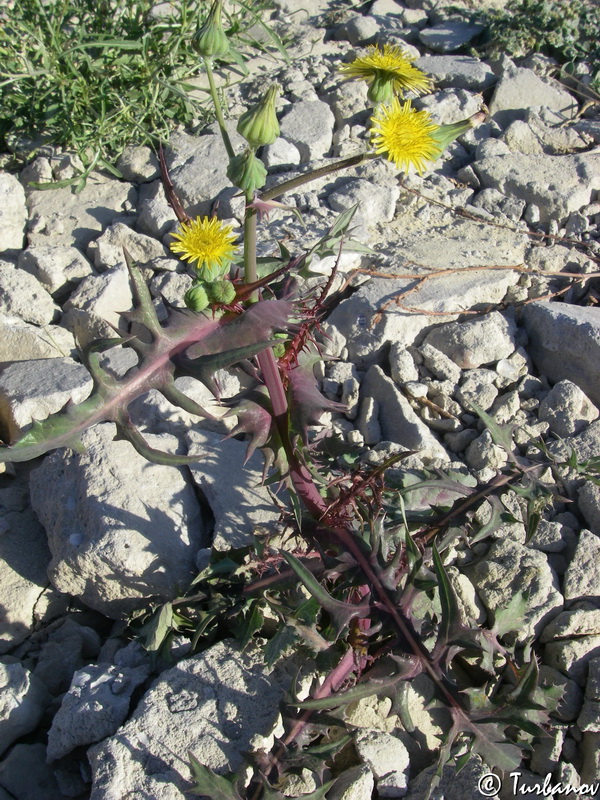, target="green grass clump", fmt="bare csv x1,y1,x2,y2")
0,0,275,171
477,0,600,91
